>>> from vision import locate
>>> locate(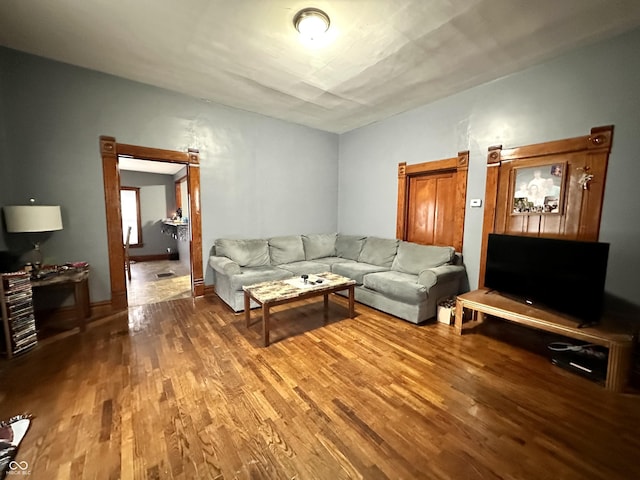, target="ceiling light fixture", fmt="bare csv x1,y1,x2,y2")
293,8,330,40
